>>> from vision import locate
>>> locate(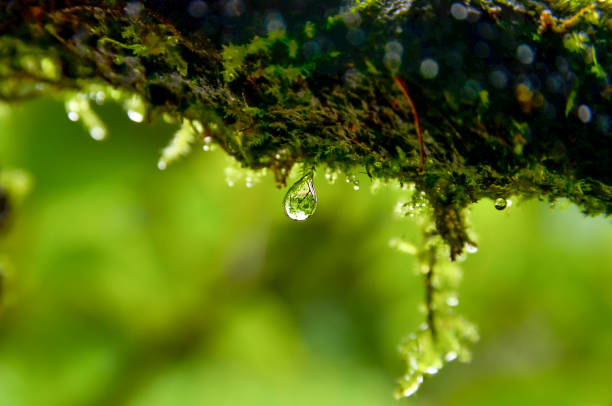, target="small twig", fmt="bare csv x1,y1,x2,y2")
393,76,425,174
424,264,436,340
